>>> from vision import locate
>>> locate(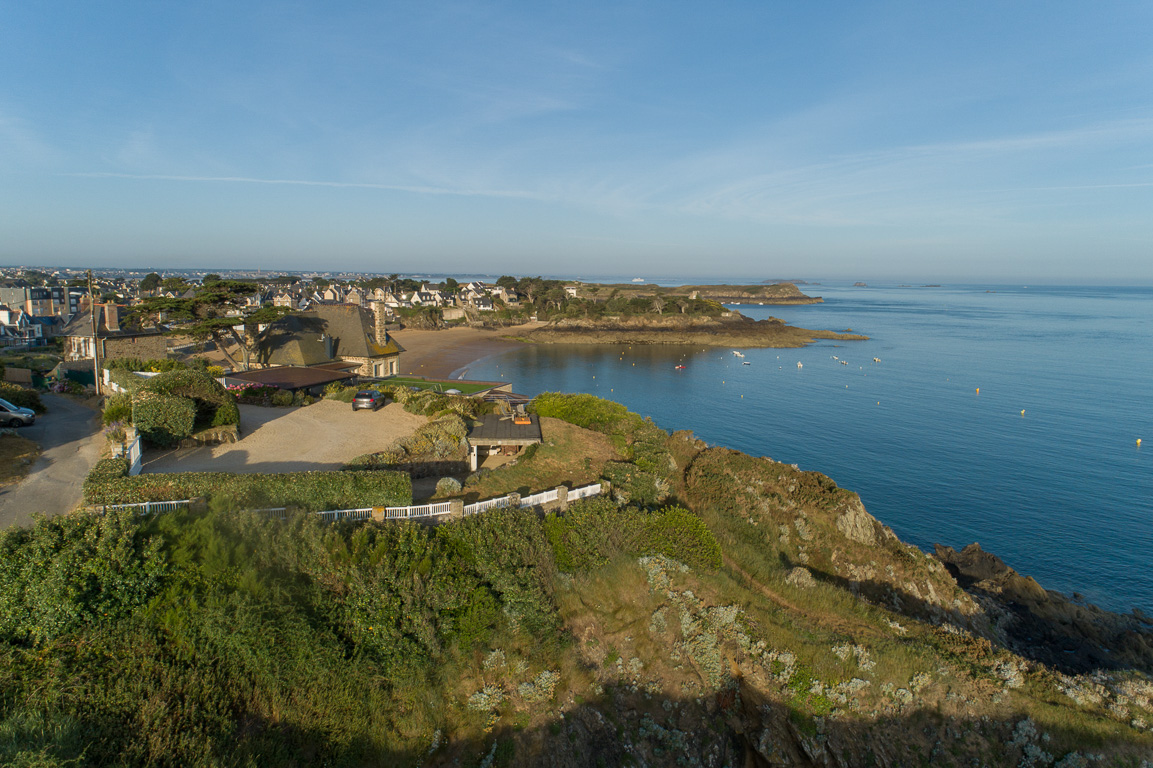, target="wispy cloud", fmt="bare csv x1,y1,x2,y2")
65,172,543,200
